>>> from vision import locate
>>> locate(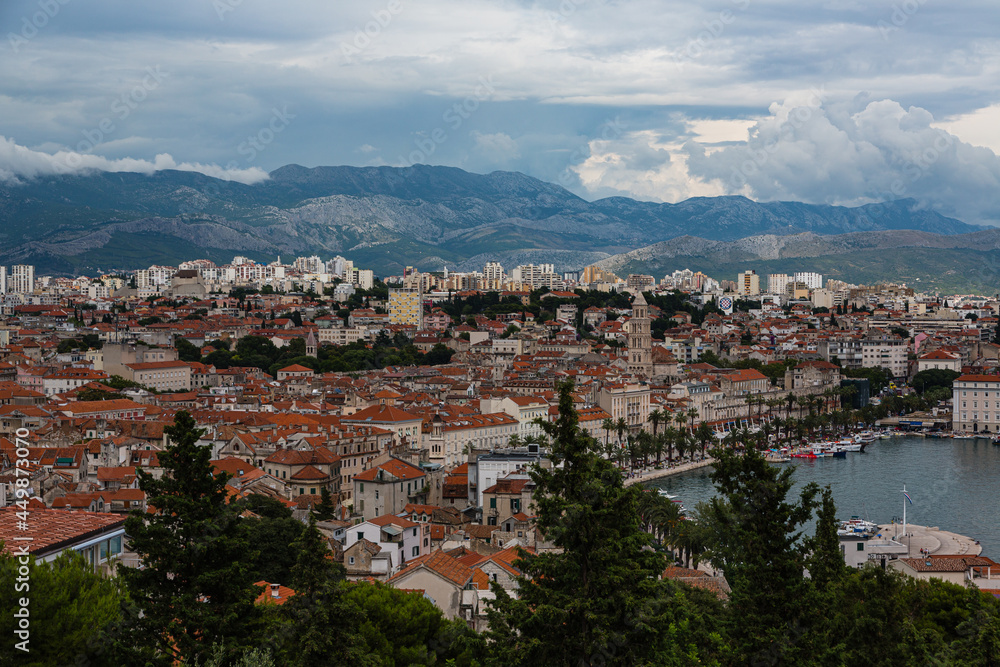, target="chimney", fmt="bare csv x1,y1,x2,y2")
270,583,280,598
